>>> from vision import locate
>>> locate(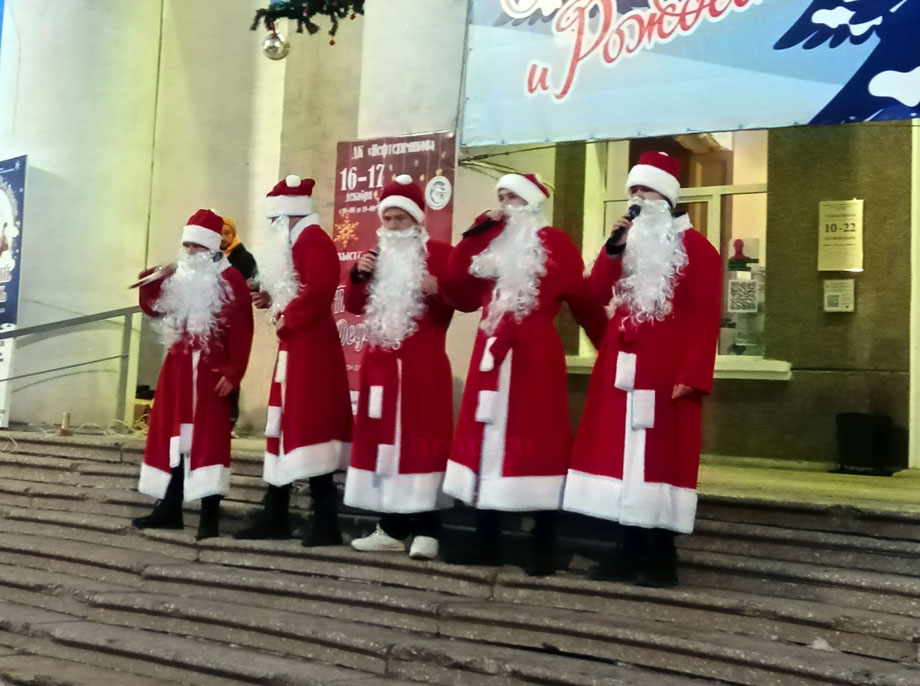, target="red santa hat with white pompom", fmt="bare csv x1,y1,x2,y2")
181,209,224,252
377,174,426,224
495,172,550,208
265,175,316,218
625,152,682,206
